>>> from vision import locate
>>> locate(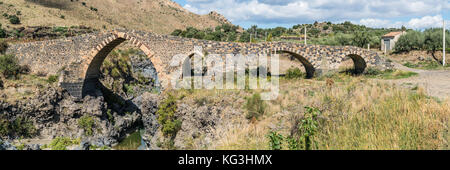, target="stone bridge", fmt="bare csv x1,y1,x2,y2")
7,29,392,99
